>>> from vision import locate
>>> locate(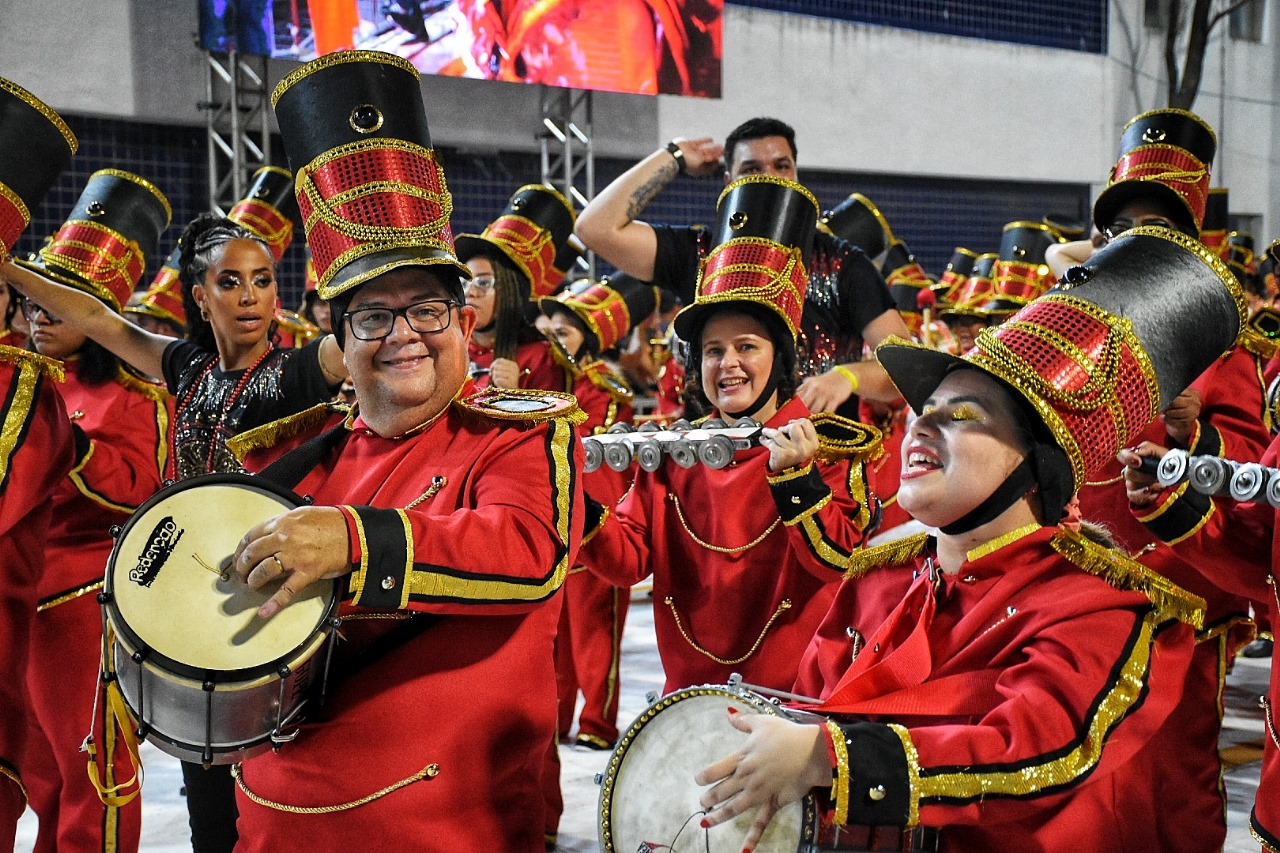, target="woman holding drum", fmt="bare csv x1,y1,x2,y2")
580,175,886,698
689,228,1235,851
